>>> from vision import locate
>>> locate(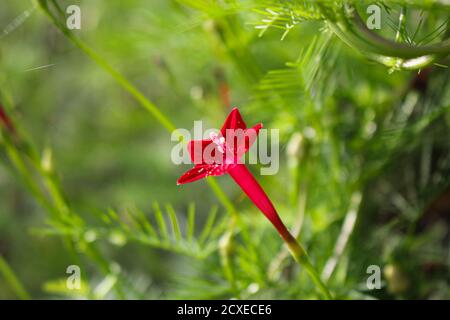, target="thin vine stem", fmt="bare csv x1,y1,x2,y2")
318,3,449,69
284,236,333,300
0,255,31,300
346,5,450,59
